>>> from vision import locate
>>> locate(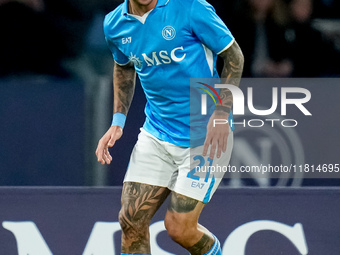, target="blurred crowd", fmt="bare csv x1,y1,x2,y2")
0,0,339,78
0,0,117,77
214,0,340,77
